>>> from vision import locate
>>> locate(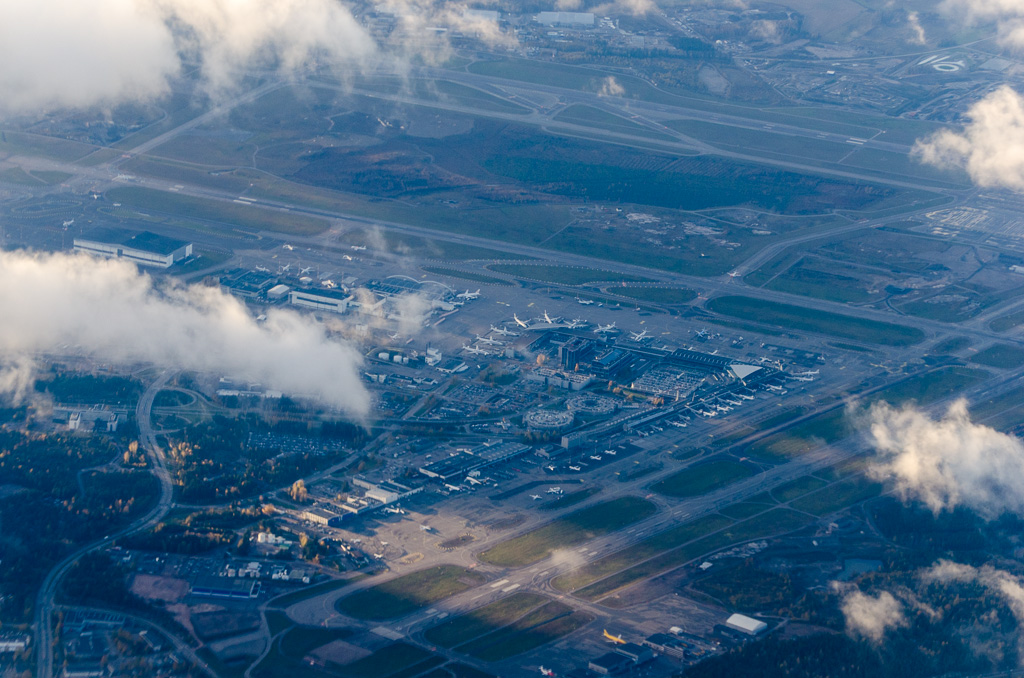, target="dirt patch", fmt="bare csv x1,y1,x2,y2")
311,640,372,665
130,574,189,603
